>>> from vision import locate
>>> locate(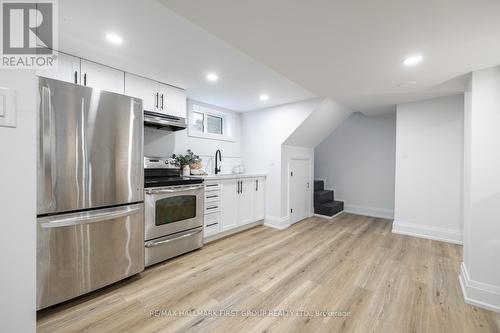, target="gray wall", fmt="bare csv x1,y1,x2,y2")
314,112,396,218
